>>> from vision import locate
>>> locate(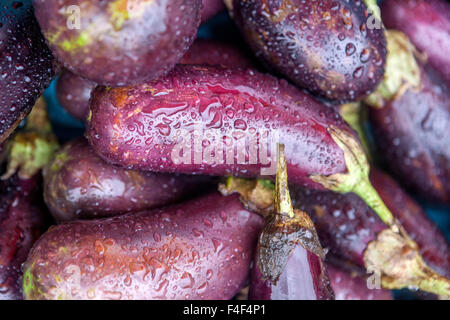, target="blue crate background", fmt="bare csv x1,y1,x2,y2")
43,12,449,300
